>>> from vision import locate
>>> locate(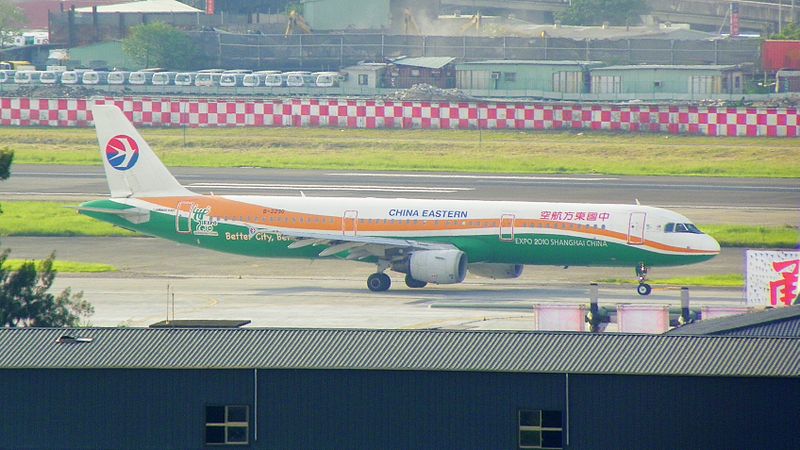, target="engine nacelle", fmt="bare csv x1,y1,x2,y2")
468,263,524,279
404,249,468,284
